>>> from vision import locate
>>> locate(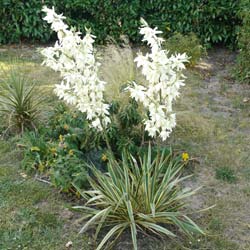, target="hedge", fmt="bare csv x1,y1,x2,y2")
0,0,240,45
235,0,250,83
